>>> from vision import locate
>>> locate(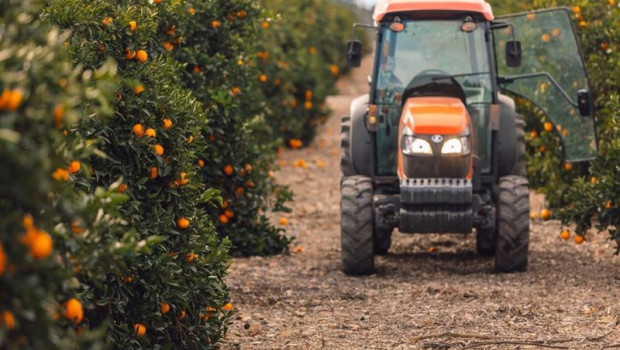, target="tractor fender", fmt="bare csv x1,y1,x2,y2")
496,93,525,177
347,94,372,176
